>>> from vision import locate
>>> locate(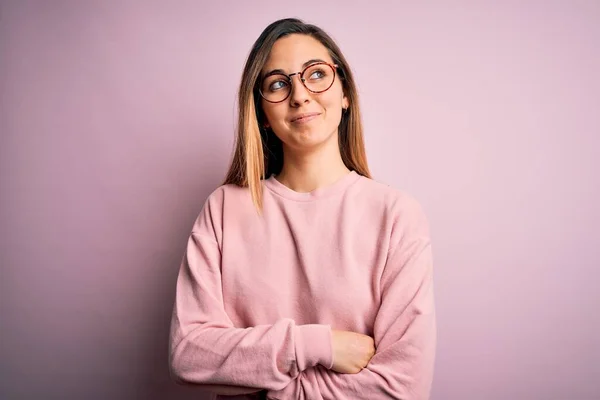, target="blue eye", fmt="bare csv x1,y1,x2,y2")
269,80,288,92
309,70,325,80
